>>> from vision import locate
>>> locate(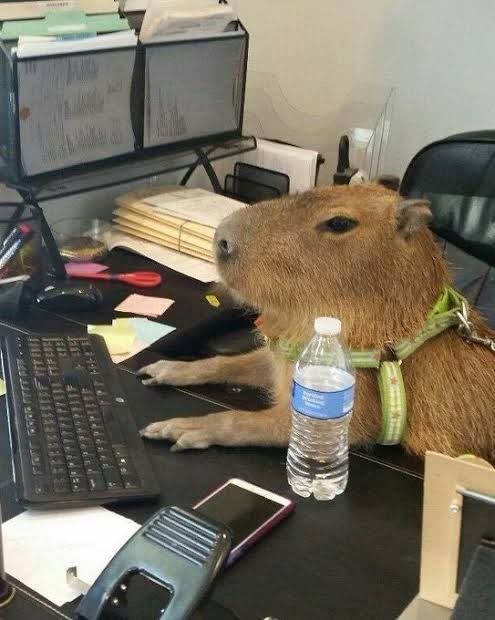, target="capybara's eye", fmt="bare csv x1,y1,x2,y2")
321,216,358,233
